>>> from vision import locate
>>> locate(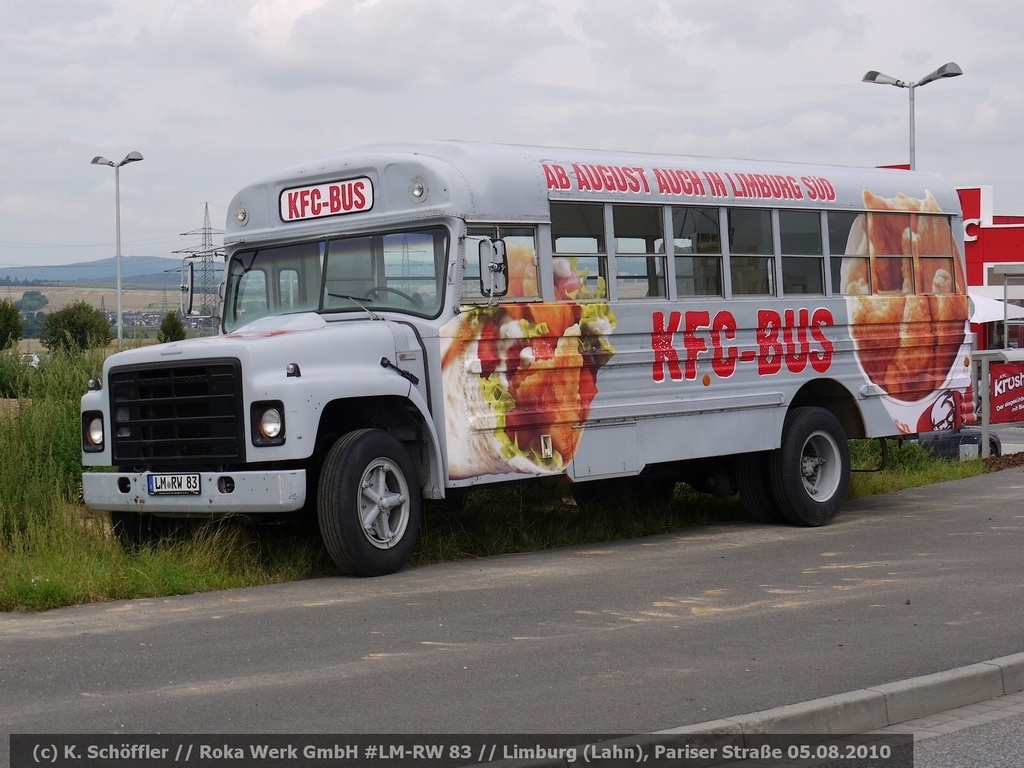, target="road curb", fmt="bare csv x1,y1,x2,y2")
659,652,1024,736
